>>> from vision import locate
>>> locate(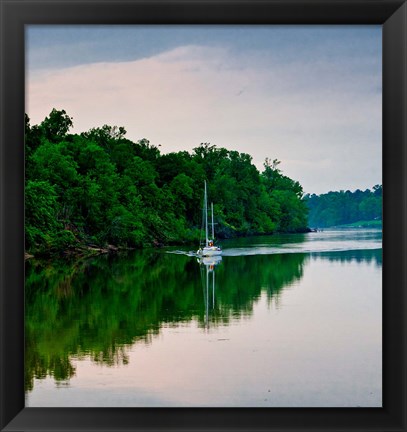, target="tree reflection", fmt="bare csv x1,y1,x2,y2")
25,248,378,391
312,249,382,266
